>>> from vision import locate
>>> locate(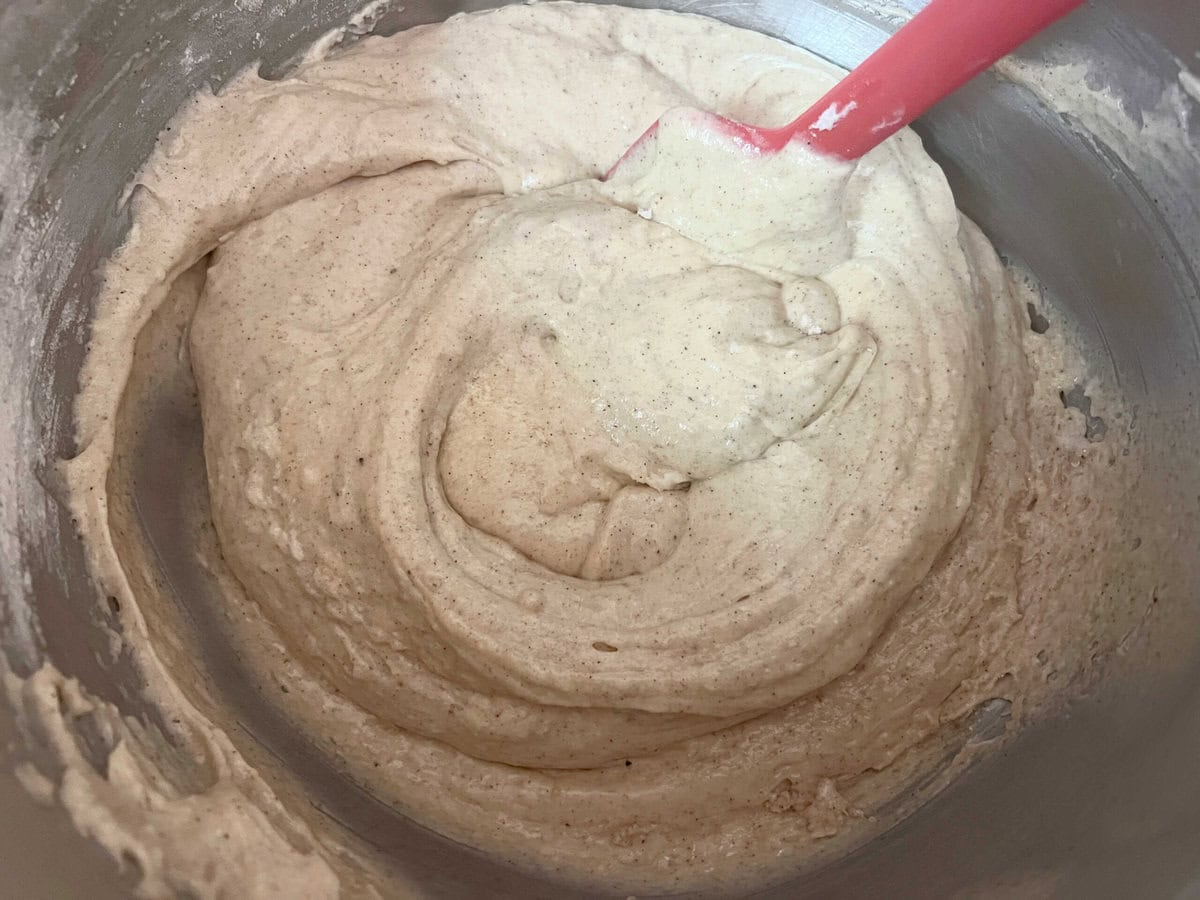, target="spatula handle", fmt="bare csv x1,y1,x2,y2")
790,0,1086,160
